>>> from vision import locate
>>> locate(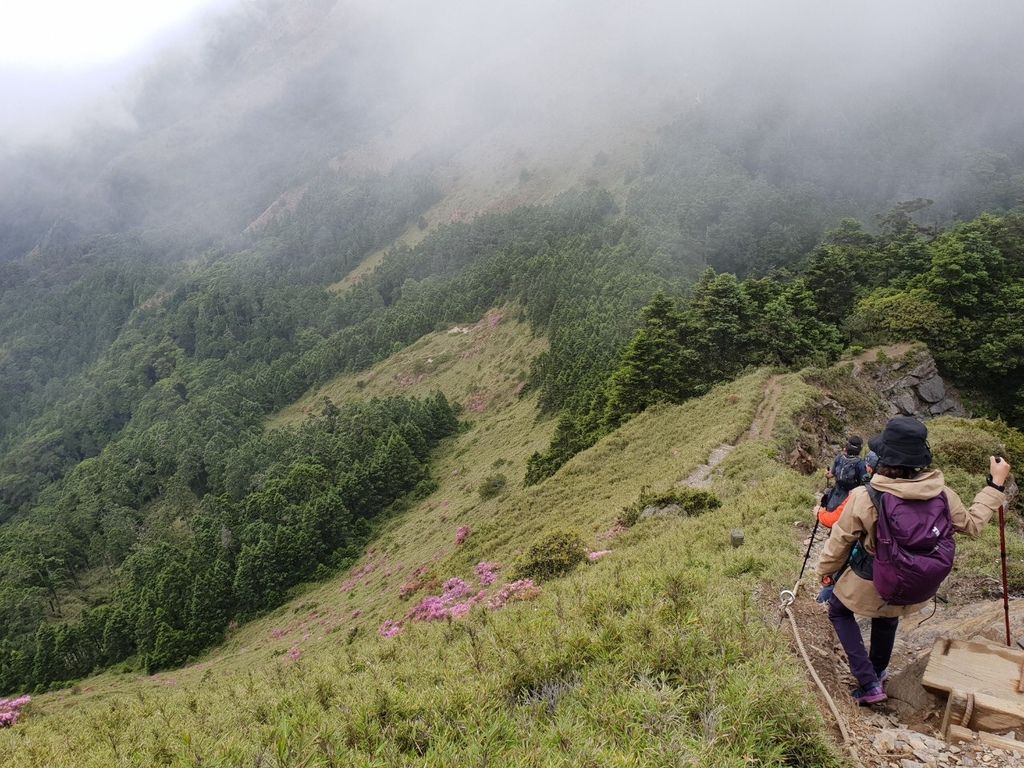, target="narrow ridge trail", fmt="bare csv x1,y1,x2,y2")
682,374,783,488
